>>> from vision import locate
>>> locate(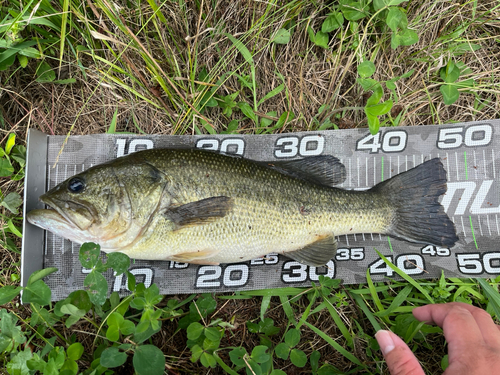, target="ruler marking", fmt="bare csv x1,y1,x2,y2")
496,214,500,236
460,216,466,238
446,153,450,181
455,152,460,181
345,235,350,246
357,158,360,187
473,150,477,180
478,215,484,236
366,157,368,187
53,165,61,255
464,151,468,180
483,149,487,179
55,164,59,187
389,156,392,178
492,149,496,179
50,233,54,256
487,215,492,236
47,160,51,190
340,158,343,186
381,156,384,182
349,158,351,187
469,216,478,249
362,233,366,241
45,162,51,257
